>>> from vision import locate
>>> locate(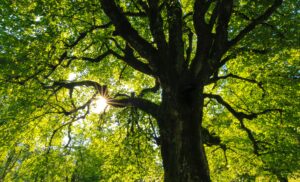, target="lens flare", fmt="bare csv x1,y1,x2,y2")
91,96,108,113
